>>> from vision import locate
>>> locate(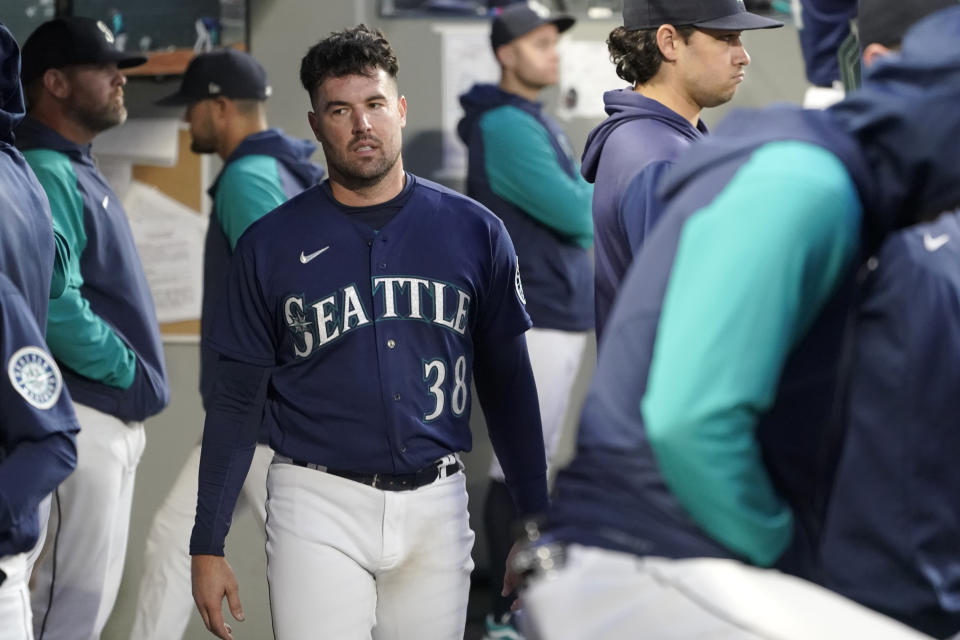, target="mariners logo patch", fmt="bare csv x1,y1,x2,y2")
515,260,526,305
8,346,62,410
